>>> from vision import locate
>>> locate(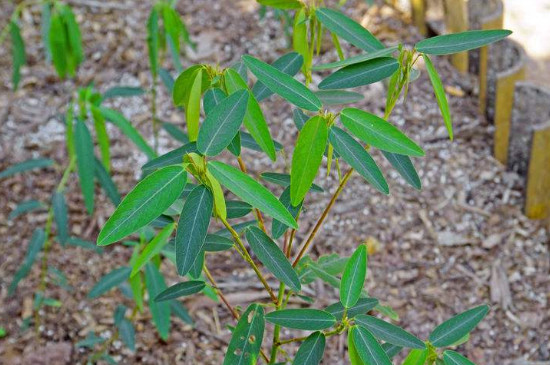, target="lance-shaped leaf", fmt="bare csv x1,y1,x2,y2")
340,244,367,308
292,108,309,131
403,349,428,365
226,200,252,219
74,121,95,214
49,14,67,78
147,7,159,77
88,267,131,299
261,172,323,192
97,165,187,246
355,315,425,349
382,152,421,190
348,329,364,365
293,331,326,365
325,297,379,321
94,157,121,205
319,57,398,90
272,187,302,239
0,158,54,179
290,116,328,205
382,343,403,359
429,305,489,347
257,0,303,9
8,200,46,221
246,226,301,292
351,326,392,365
186,69,203,141
313,46,398,70
142,143,197,173
208,161,297,229
242,55,321,111
341,108,424,156
197,90,248,156
252,52,304,101
443,350,476,365
315,8,384,52
415,29,511,55
61,5,83,76
145,262,170,340
173,65,209,106
204,234,234,252
203,87,226,115
102,86,145,100
131,223,175,277
117,318,135,352
329,127,388,194
231,61,248,82
315,90,363,105
155,280,205,302
241,131,283,153
52,192,69,245
8,229,45,295
10,21,26,90
162,122,188,143
423,54,453,140
224,69,277,160
175,185,213,276
223,304,265,365
265,309,335,330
